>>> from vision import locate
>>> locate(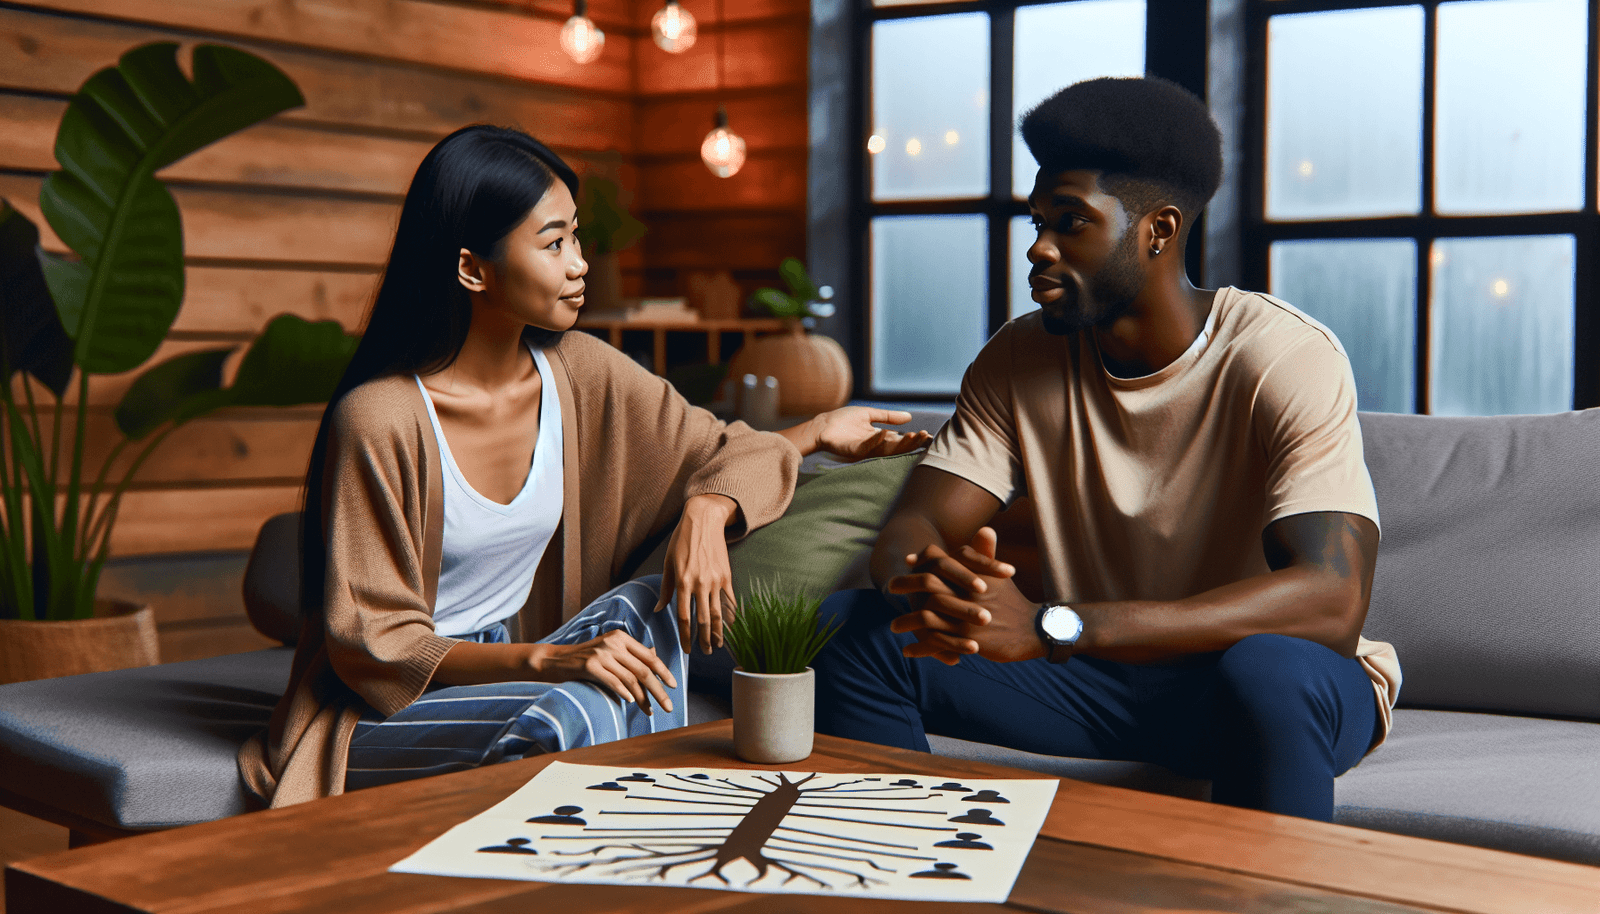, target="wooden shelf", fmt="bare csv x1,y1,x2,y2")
574,316,787,375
